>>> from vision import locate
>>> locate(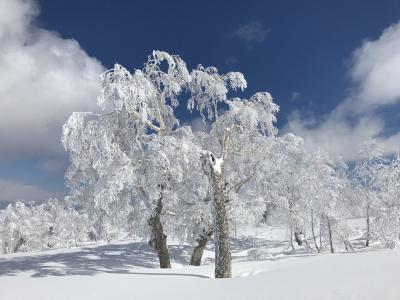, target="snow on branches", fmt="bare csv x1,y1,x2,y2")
2,51,400,279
